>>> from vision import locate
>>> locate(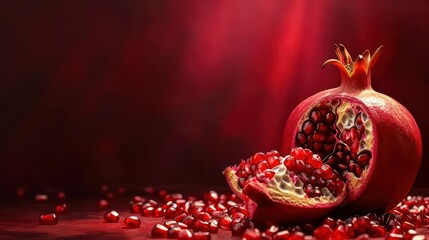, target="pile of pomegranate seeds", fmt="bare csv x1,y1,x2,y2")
28,186,429,239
